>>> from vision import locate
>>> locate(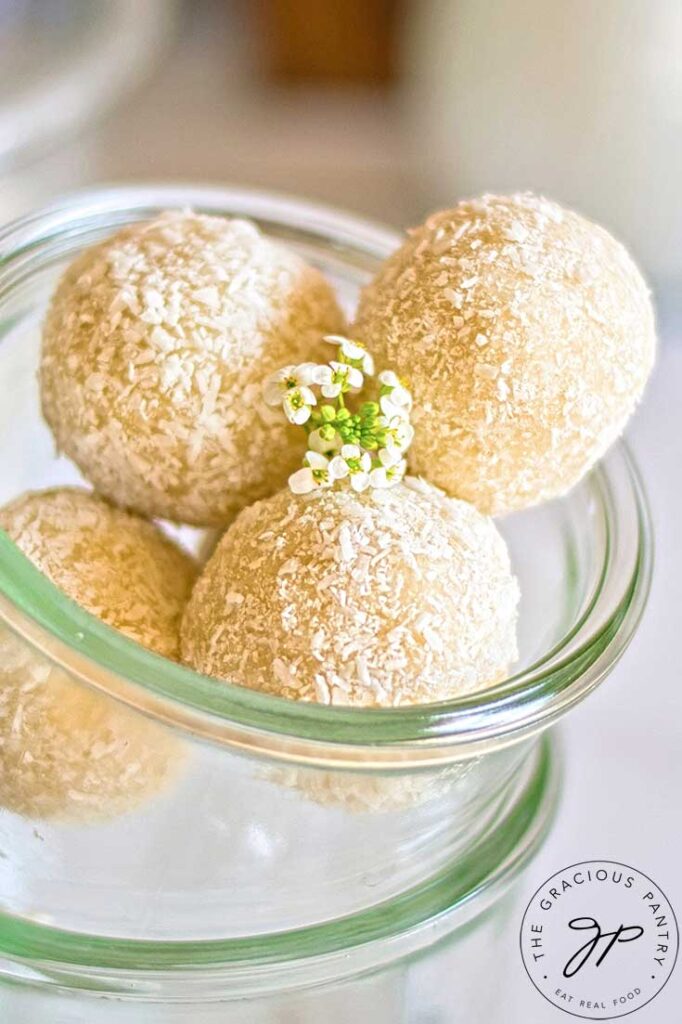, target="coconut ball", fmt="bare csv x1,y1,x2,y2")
265,761,473,814
40,211,345,526
0,487,197,821
181,478,519,707
354,193,656,515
